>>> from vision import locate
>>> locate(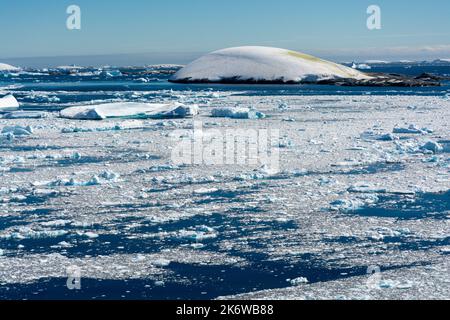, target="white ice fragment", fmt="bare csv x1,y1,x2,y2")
100,171,120,181
290,169,309,177
211,107,265,119
82,232,99,239
420,141,443,153
102,70,122,77
194,187,219,195
60,102,199,120
1,125,33,136
0,94,20,112
152,259,171,267
56,241,73,248
41,220,71,227
330,198,364,211
347,183,386,194
72,152,82,160
2,111,47,119
352,63,371,70
393,124,432,134
288,277,309,285
177,226,217,241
